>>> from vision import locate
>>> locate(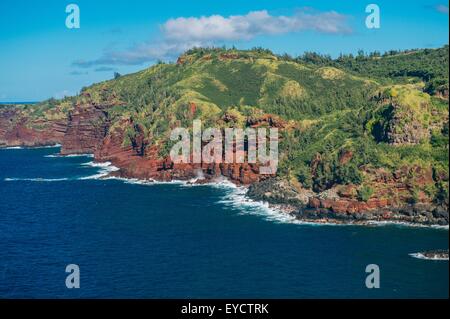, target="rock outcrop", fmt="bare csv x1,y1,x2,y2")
247,165,449,225
1,46,448,226
0,106,66,147
60,103,110,155
95,121,266,184
1,100,447,225
383,103,430,145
